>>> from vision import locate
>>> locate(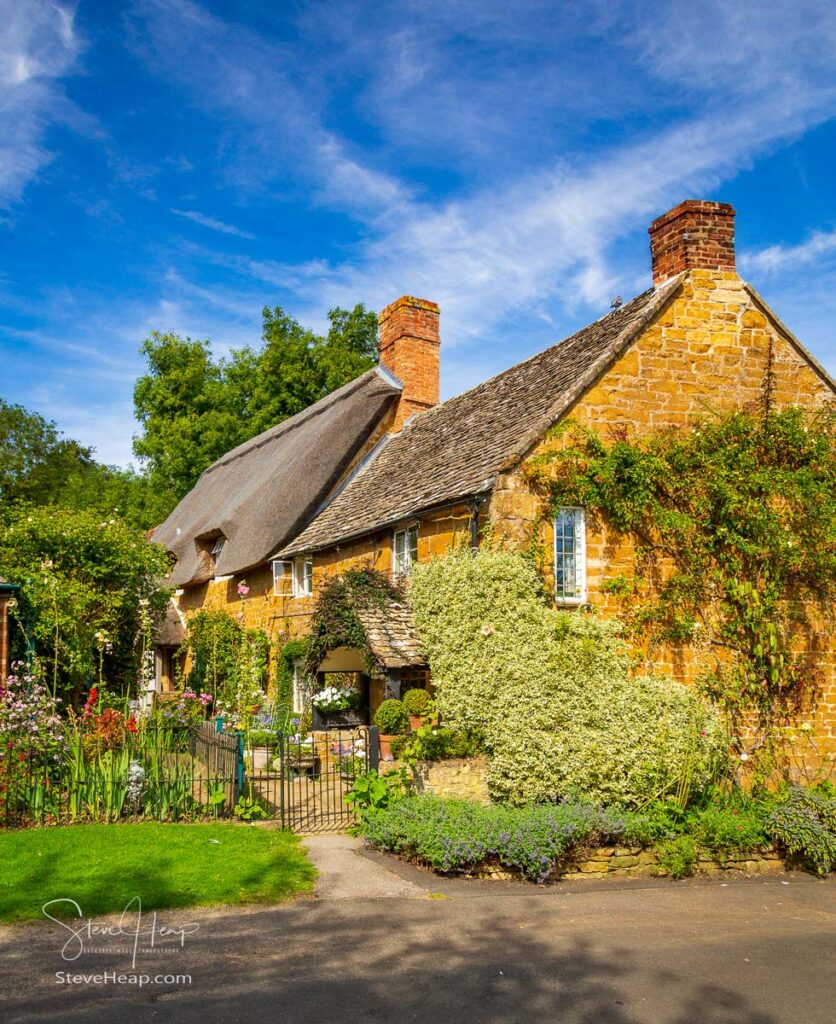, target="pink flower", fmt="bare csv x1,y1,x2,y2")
237,581,250,597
